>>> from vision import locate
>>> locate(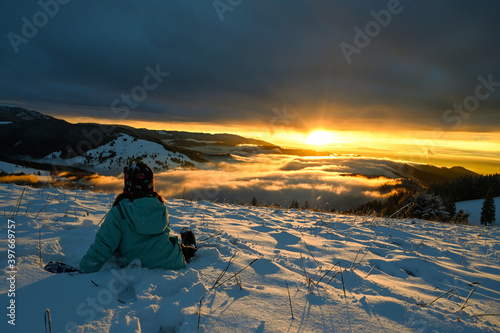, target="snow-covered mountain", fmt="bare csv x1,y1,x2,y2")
43,133,203,176
0,106,309,178
1,183,499,332
0,108,208,176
